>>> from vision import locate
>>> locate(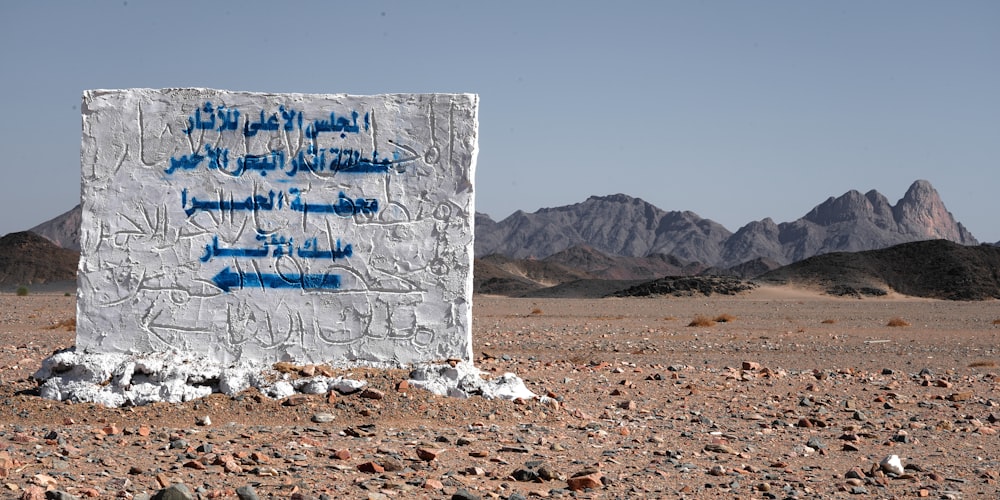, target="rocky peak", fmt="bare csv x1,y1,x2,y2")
29,204,81,251
803,190,872,225
892,180,977,243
